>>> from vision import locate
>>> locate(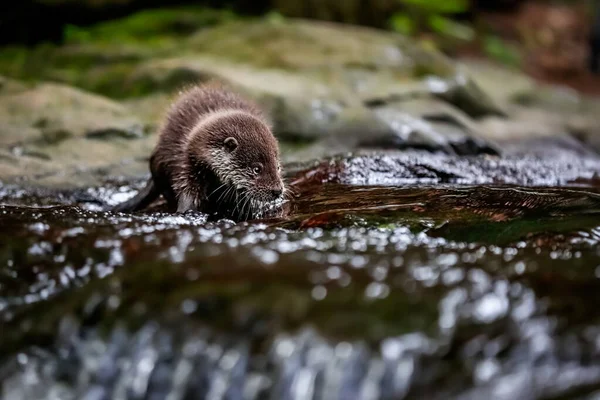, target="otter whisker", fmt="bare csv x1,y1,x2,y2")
244,194,255,220
215,186,227,204
283,186,298,196
240,193,251,220
225,185,234,203
282,187,295,201
207,182,228,199
216,182,235,204
241,191,250,213
224,186,236,204
245,197,254,220
233,189,247,218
